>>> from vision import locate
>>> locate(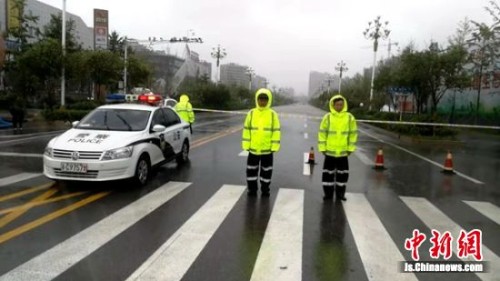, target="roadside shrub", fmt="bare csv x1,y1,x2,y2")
42,108,91,121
